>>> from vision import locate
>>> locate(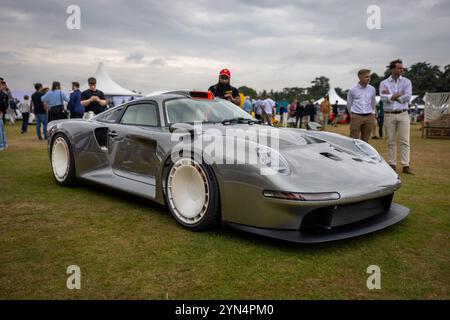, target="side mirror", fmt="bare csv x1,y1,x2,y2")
83,111,95,120
307,121,322,131
169,123,202,136
169,122,193,133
